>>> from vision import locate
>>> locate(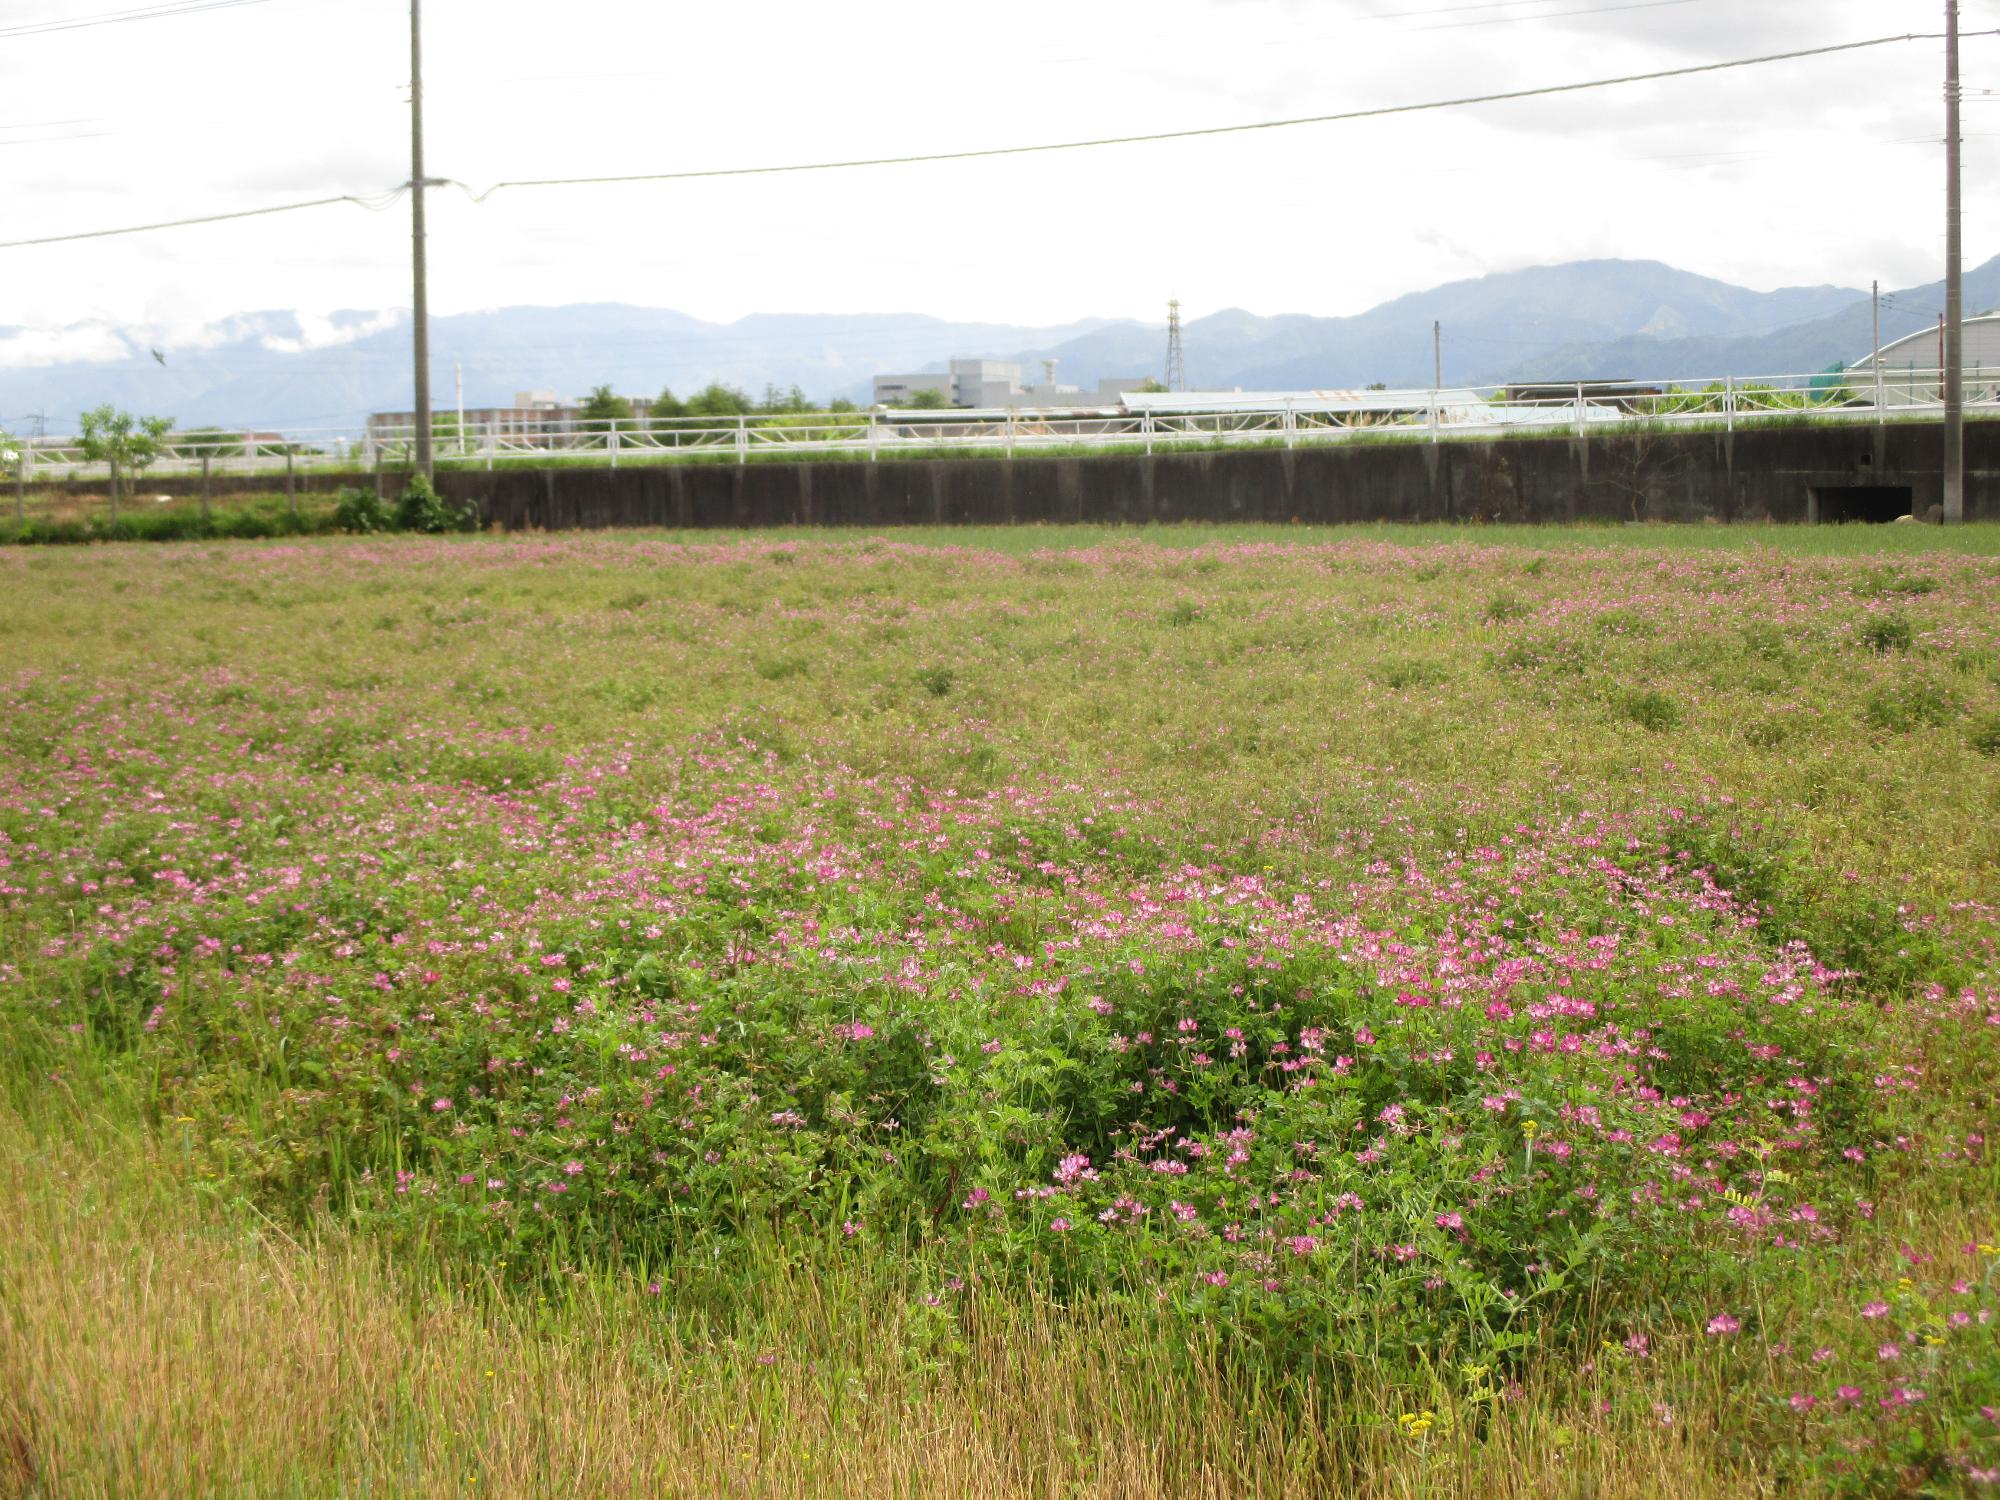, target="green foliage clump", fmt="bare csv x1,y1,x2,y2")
1863,678,1961,733
1622,688,1681,731
393,475,477,535
1858,613,1915,654
333,488,392,534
